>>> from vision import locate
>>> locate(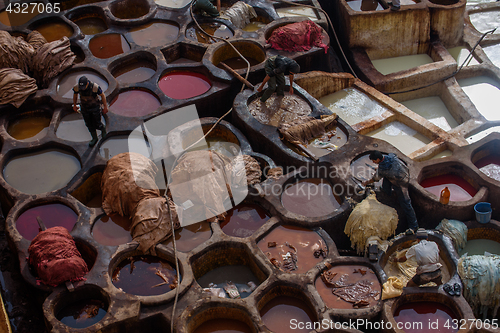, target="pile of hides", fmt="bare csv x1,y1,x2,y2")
436,218,468,253
458,255,500,318
267,20,328,53
321,270,380,308
221,1,257,29
344,192,398,254
169,150,262,225
102,152,181,254
28,227,88,287
0,31,75,107
278,114,338,146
